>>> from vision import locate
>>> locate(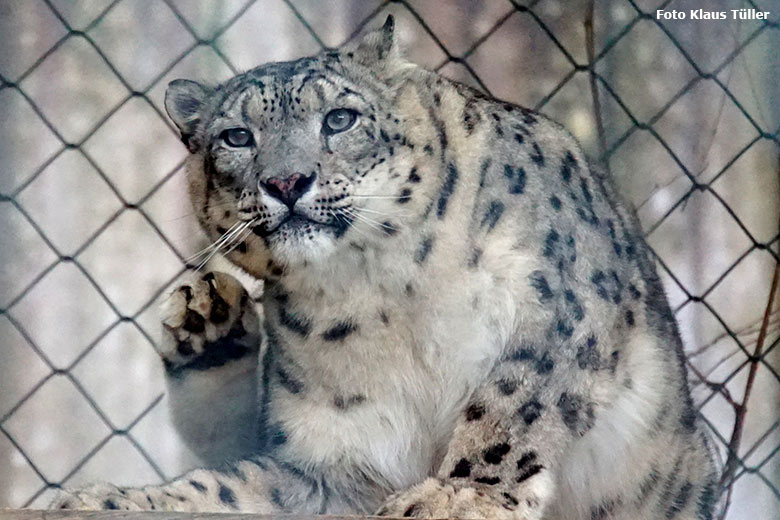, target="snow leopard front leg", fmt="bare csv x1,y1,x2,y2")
378,341,592,520
155,271,263,465
51,456,326,513
50,272,320,513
